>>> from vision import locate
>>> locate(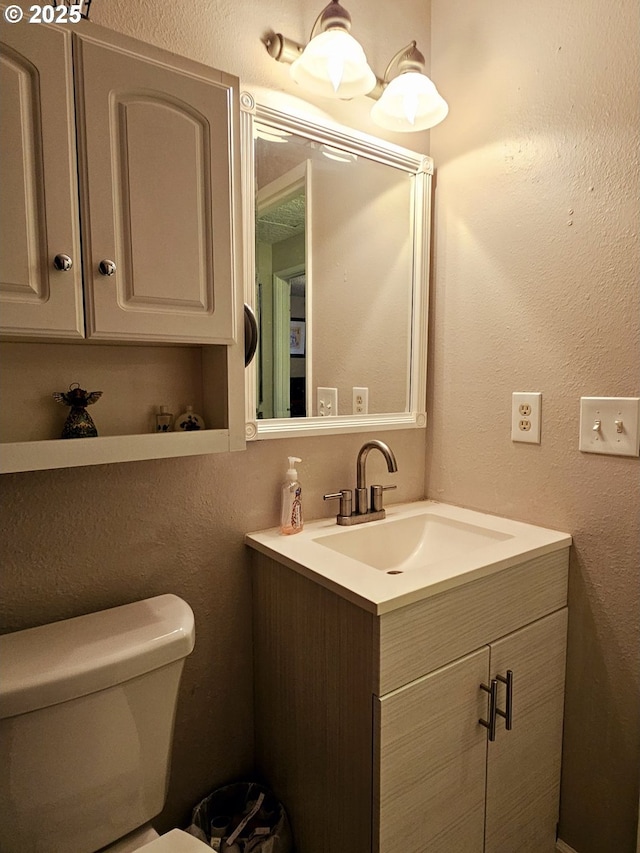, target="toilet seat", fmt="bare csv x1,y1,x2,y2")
137,829,210,852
